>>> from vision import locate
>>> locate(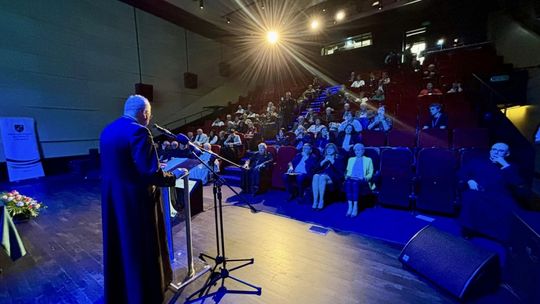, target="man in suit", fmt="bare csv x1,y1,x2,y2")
100,95,185,304
240,143,274,194
283,143,319,201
